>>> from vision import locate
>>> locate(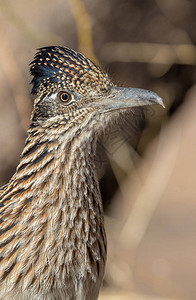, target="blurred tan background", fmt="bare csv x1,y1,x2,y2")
0,0,196,299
